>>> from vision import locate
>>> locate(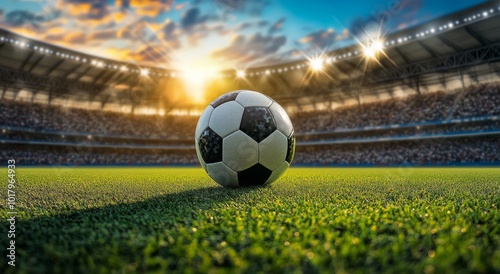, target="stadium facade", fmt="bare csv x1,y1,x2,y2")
1,2,500,166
